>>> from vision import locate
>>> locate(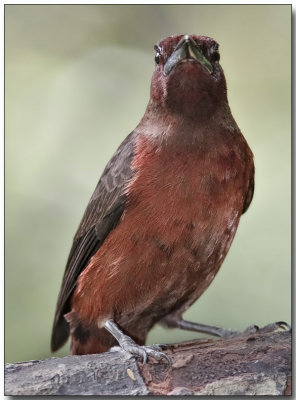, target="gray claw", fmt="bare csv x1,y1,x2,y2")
145,347,171,363
160,352,171,364
241,321,291,336
243,324,259,335
275,321,291,331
